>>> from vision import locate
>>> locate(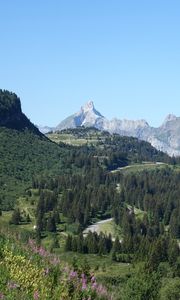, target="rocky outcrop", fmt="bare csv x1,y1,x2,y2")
0,90,41,135
55,101,106,131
